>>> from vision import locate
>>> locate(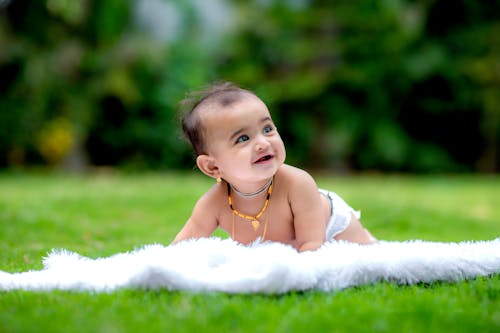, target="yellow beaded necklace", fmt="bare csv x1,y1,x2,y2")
227,179,273,240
